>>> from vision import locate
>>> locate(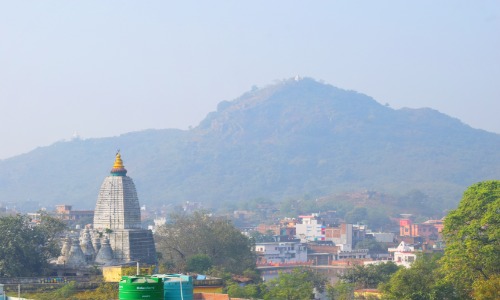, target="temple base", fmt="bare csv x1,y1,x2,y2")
108,229,157,265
